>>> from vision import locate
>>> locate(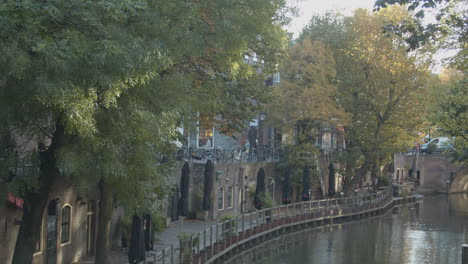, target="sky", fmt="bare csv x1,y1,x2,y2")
284,0,454,73
285,0,376,37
